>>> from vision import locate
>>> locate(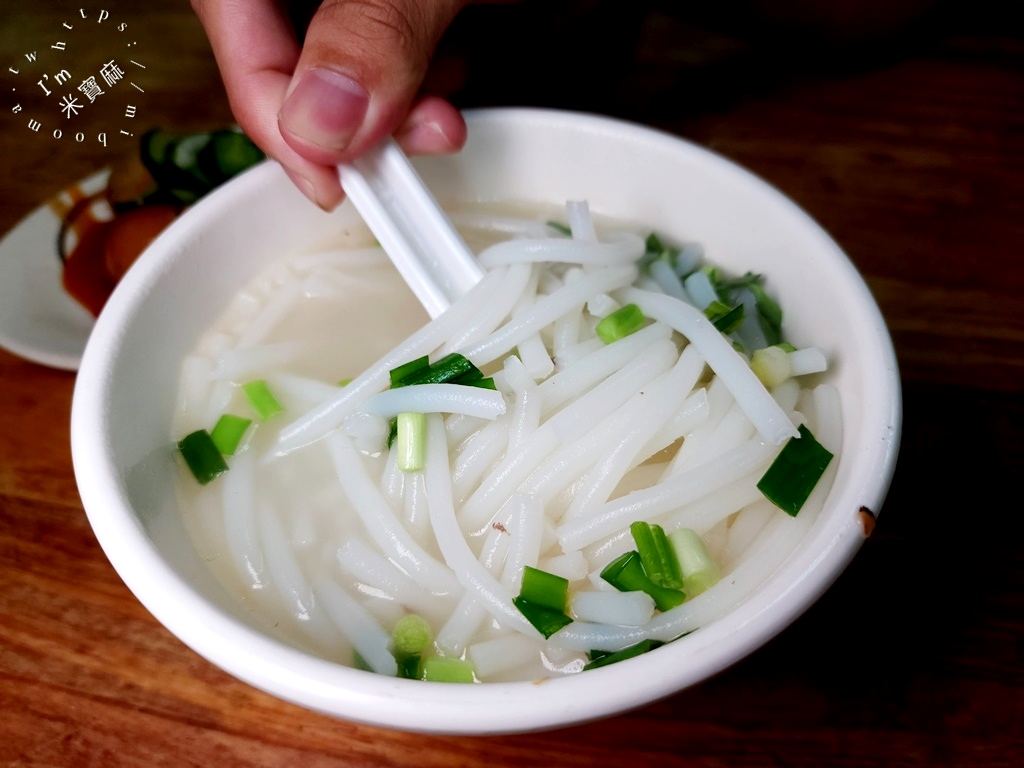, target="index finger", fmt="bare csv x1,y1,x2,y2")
191,0,345,208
